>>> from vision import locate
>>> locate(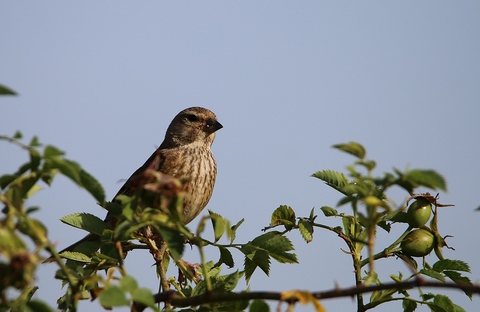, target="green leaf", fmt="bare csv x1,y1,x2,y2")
432,259,470,273
332,142,366,159
29,136,41,147
404,169,447,191
192,271,242,296
388,211,408,223
452,304,467,312
43,158,105,202
443,270,473,299
241,232,297,282
0,174,18,189
342,215,354,238
209,210,226,243
43,145,65,158
298,219,313,243
355,159,376,171
270,205,296,230
131,288,156,310
157,227,184,261
402,299,417,312
229,218,244,244
251,231,298,264
13,131,23,139
26,299,56,312
60,213,107,236
219,246,235,268
0,84,17,95
79,168,106,203
311,170,350,194
45,157,81,183
419,269,446,282
320,206,338,217
29,148,41,171
243,250,270,282
58,251,92,263
427,294,455,312
99,286,129,308
250,300,270,312
119,275,138,292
